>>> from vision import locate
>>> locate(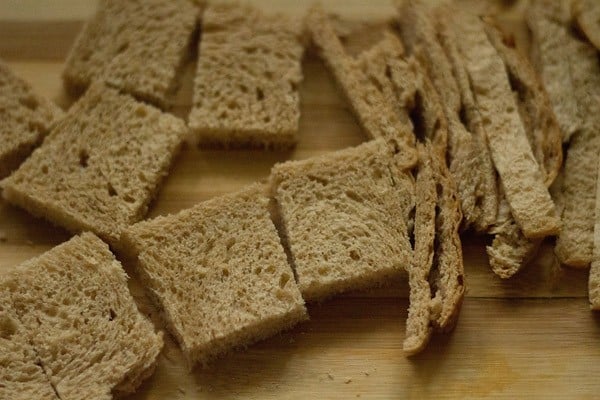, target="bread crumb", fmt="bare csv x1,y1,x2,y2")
344,377,352,384
363,371,370,376
327,372,334,380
